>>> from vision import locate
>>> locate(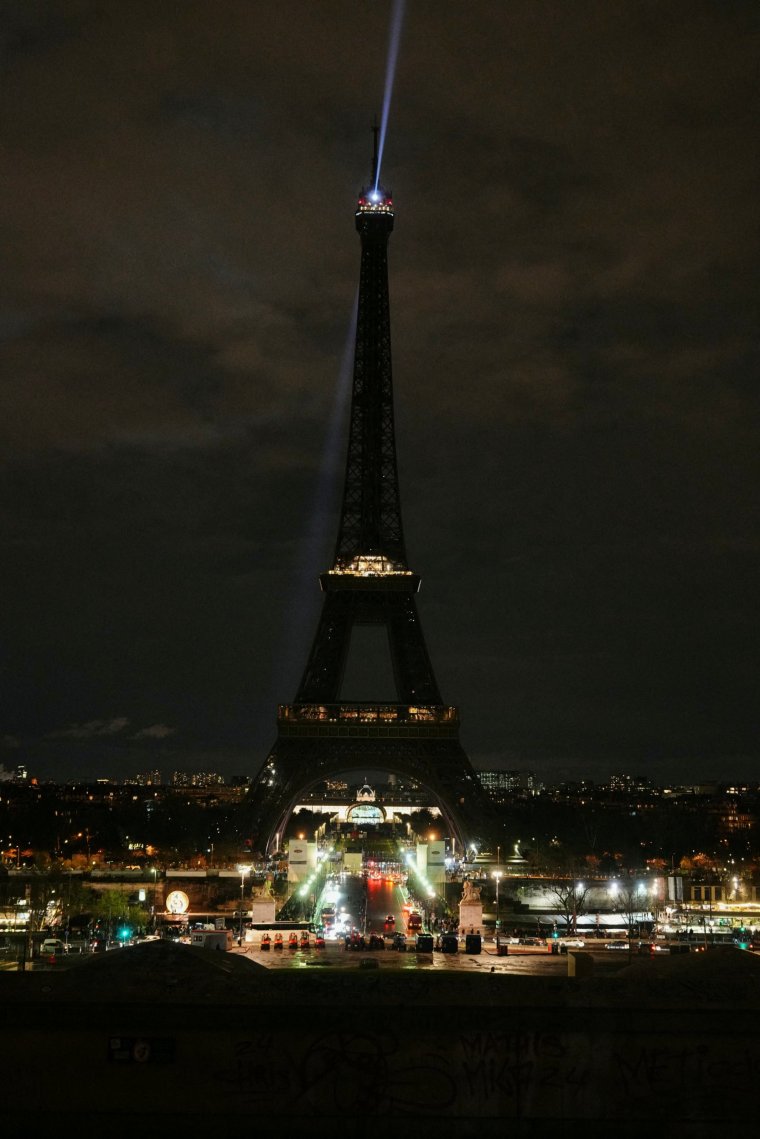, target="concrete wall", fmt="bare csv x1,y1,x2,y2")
2,948,758,1135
